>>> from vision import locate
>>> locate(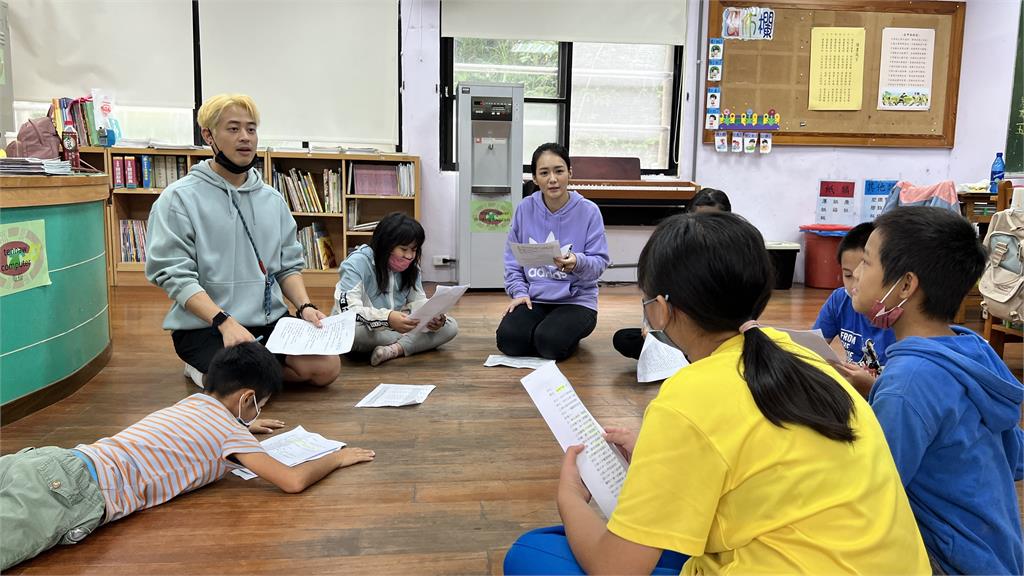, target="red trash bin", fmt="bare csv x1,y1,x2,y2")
799,225,853,289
